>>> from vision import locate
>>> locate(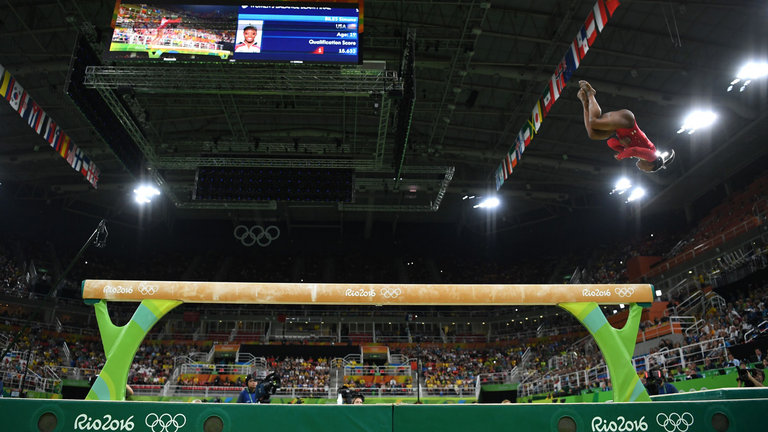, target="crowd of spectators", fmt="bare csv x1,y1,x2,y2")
0,246,28,298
